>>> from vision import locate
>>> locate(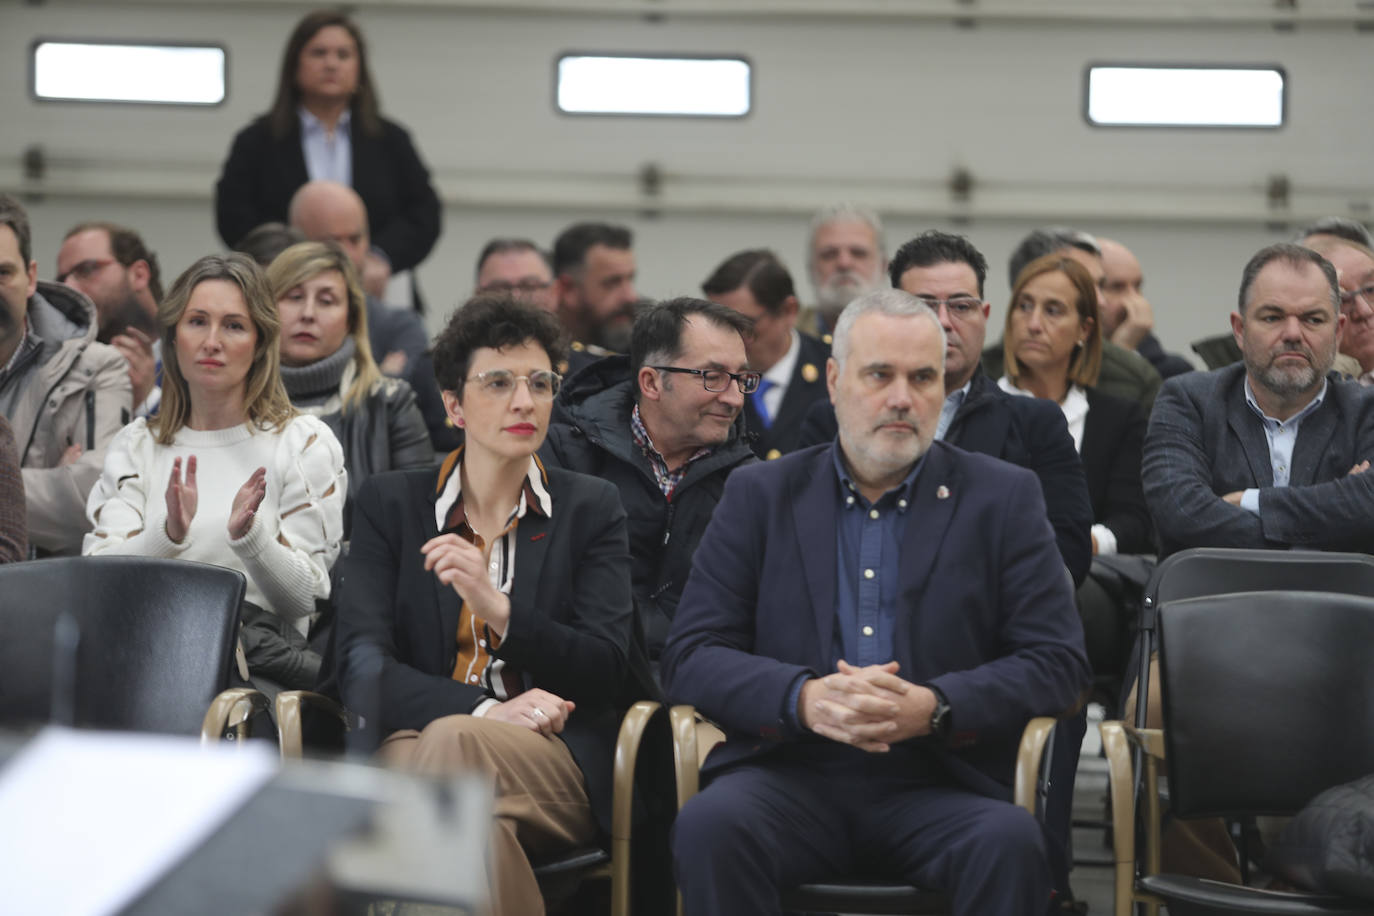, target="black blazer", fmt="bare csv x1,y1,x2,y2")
797,370,1094,586
1080,389,1153,555
215,115,441,273
743,332,831,460
333,462,635,832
